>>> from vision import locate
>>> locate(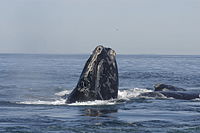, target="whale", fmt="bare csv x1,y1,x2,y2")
66,45,119,103
154,83,186,91
65,46,199,103
140,83,200,100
